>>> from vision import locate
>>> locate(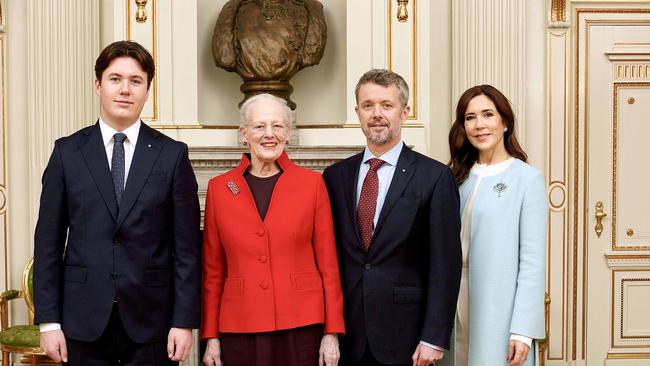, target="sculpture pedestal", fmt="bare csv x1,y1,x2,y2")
240,80,296,110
